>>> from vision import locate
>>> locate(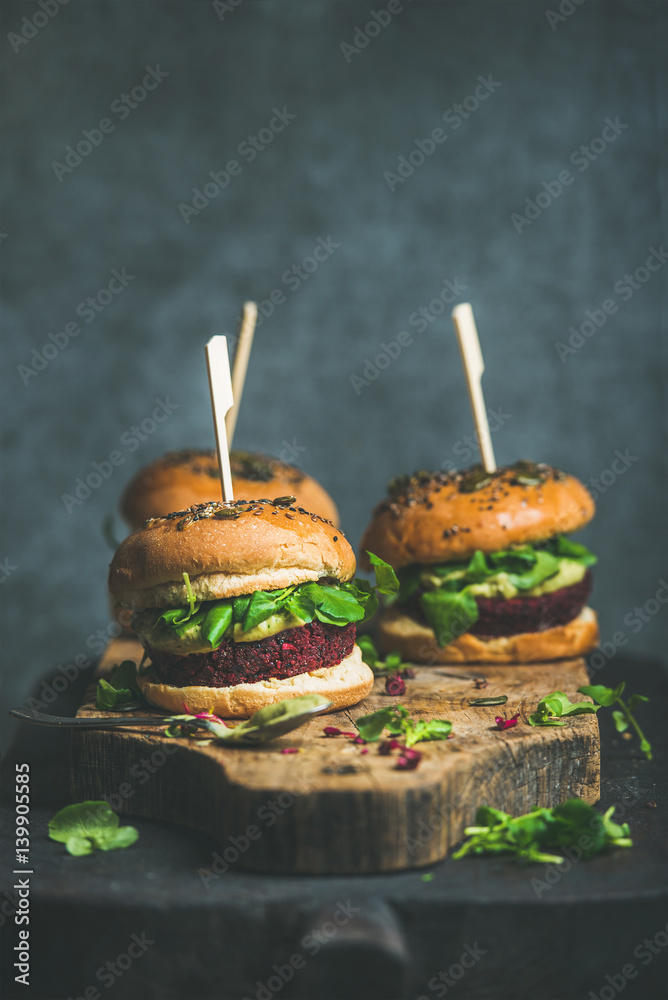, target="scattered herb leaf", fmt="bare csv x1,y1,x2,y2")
470,696,508,707
355,704,452,747
528,690,599,728
356,635,415,677
48,801,139,856
578,683,652,760
366,551,400,595
96,661,142,711
453,799,632,864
